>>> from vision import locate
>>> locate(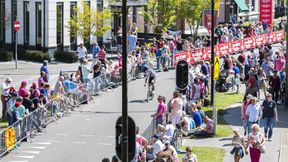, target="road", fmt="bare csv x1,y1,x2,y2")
1,69,176,162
